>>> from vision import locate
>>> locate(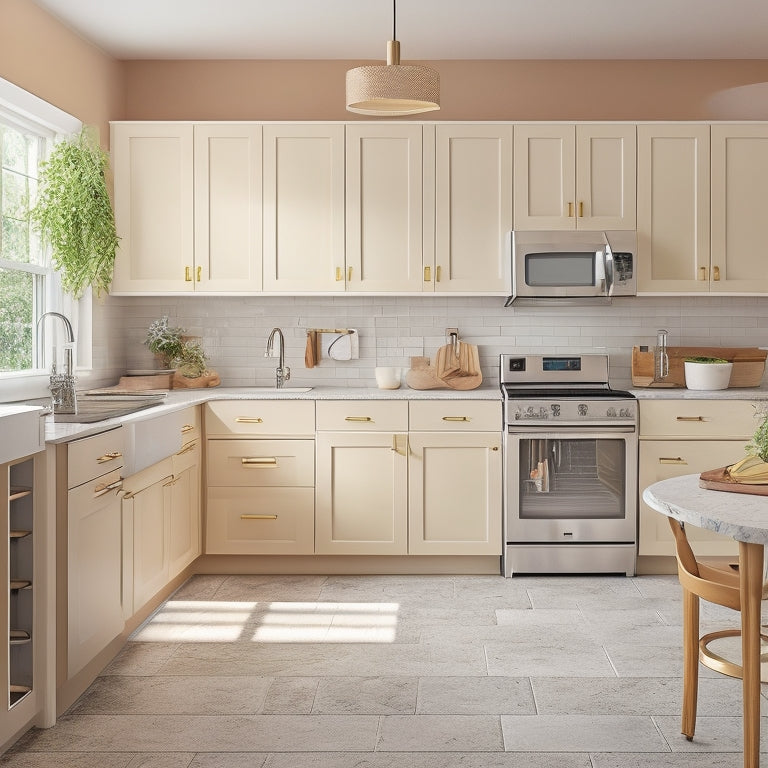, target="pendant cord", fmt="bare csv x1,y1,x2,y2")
393,0,397,41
